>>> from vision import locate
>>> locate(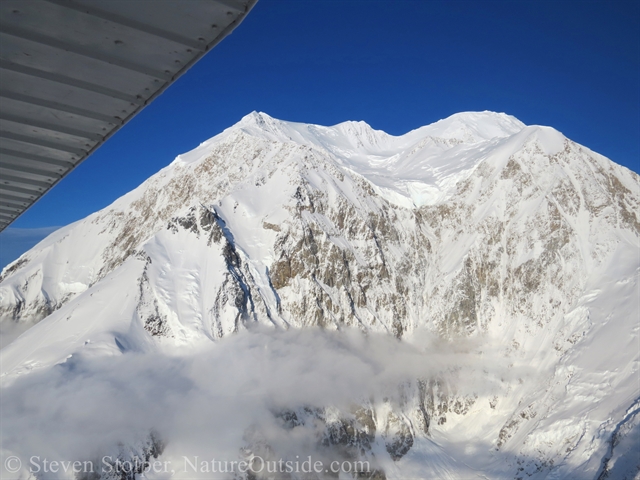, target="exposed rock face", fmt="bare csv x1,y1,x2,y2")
1,112,638,479
77,431,165,480
240,405,387,480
